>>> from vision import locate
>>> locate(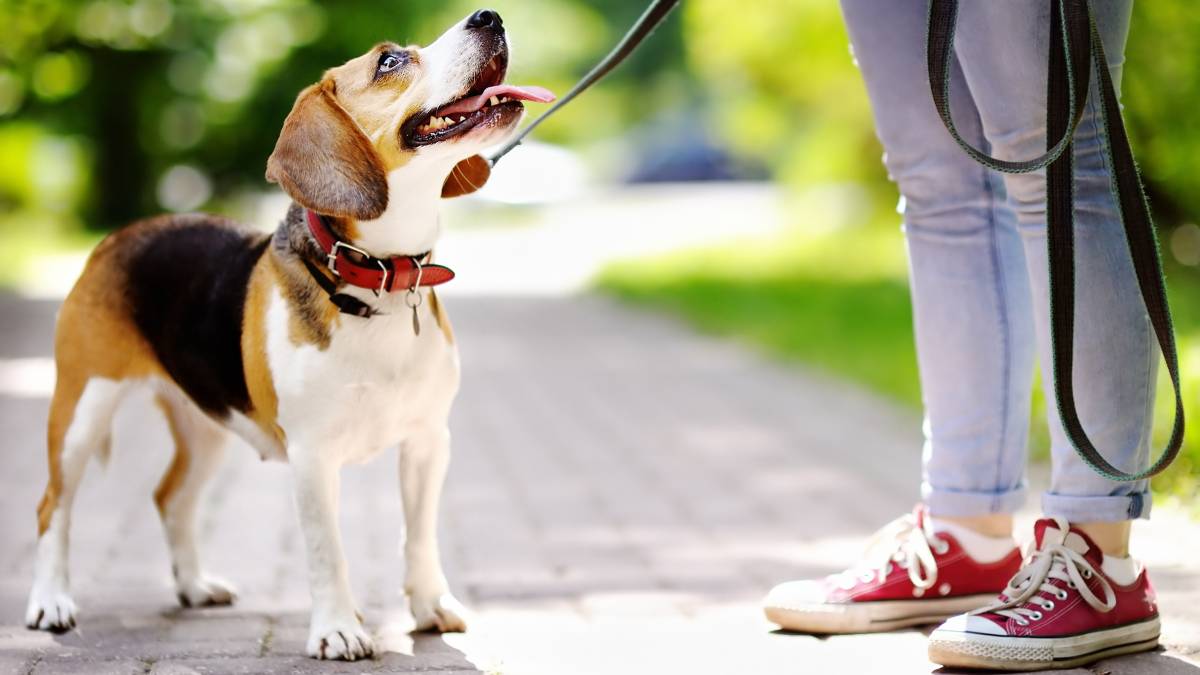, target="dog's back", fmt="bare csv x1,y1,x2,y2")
109,216,269,415
38,215,267,529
